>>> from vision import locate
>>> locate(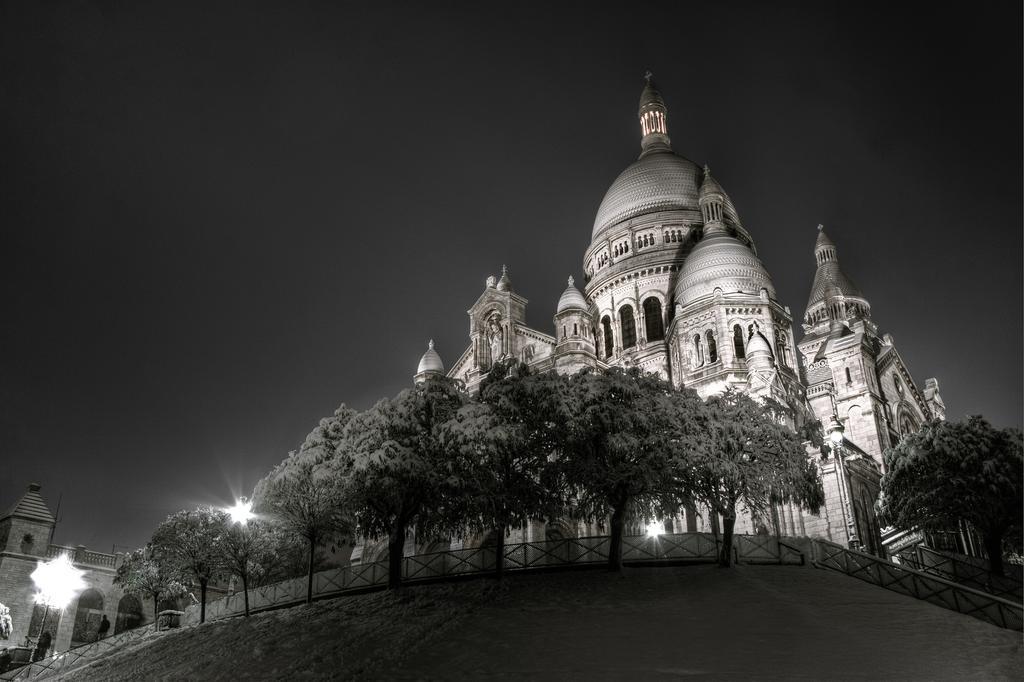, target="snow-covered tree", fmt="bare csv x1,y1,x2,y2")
218,519,276,617
561,368,701,572
342,376,465,589
440,360,567,578
113,546,187,626
151,507,228,623
258,459,350,603
880,416,1023,576
692,390,823,567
